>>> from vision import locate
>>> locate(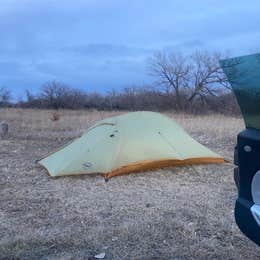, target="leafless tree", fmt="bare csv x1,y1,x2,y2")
41,81,68,109
41,81,86,109
0,86,11,107
148,51,230,109
148,52,190,109
107,88,119,110
15,81,238,114
188,51,230,101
